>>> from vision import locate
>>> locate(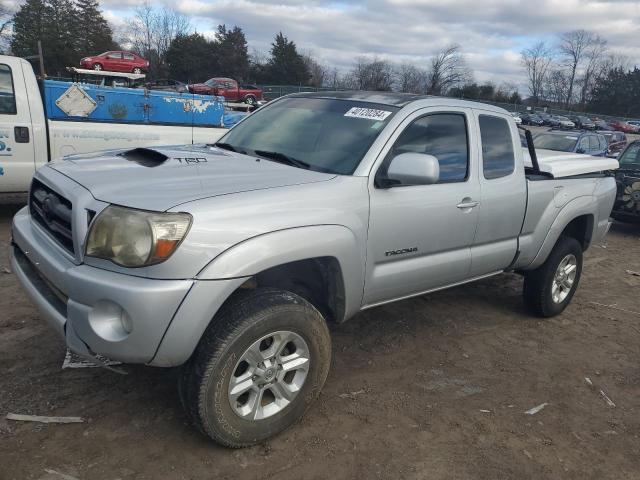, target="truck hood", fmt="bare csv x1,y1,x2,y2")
523,148,619,178
47,145,336,211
